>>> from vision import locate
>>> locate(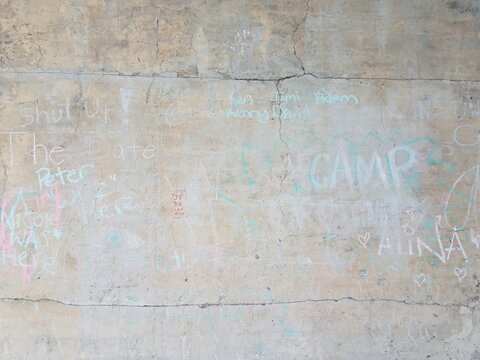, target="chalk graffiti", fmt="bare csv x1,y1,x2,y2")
444,165,480,230
308,145,416,190
172,189,186,217
36,163,94,190
357,232,370,247
0,188,62,279
413,273,426,287
454,267,467,282
314,92,359,105
453,124,480,147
